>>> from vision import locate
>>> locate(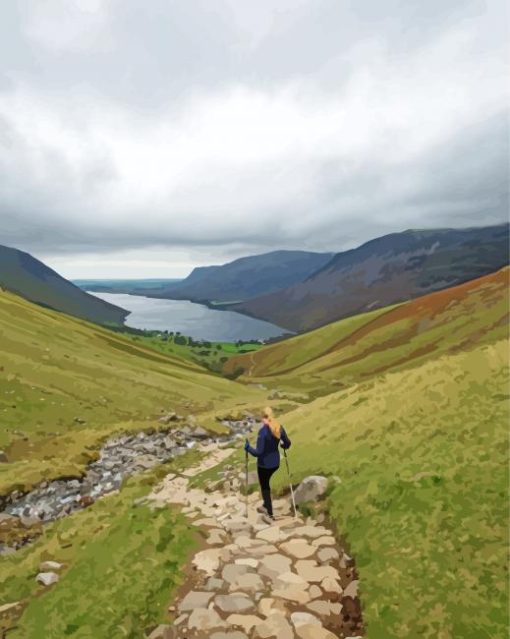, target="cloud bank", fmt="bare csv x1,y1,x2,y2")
0,0,508,277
